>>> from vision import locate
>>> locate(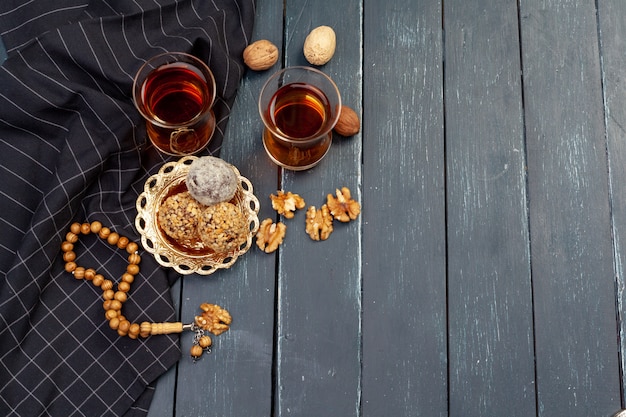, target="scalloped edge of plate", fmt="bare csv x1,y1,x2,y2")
135,156,260,275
